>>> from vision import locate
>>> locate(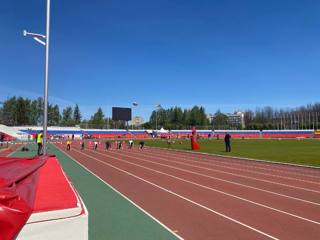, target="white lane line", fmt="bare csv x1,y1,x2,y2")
111,150,320,207
72,148,280,240
145,148,320,181
150,146,320,173
131,149,320,194
52,145,184,240
146,148,320,180
140,149,320,186
90,149,320,225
